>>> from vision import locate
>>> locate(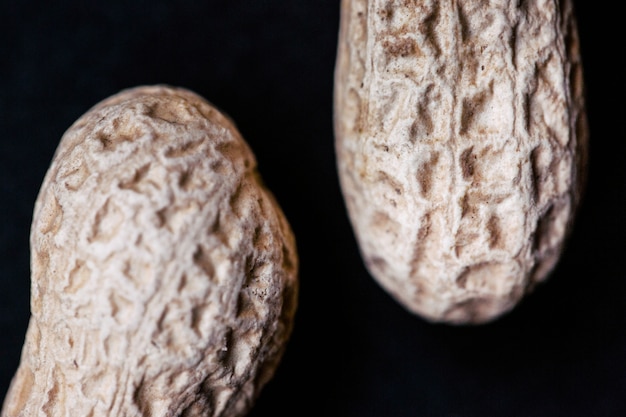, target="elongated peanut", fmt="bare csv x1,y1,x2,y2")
1,85,298,417
334,0,587,324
